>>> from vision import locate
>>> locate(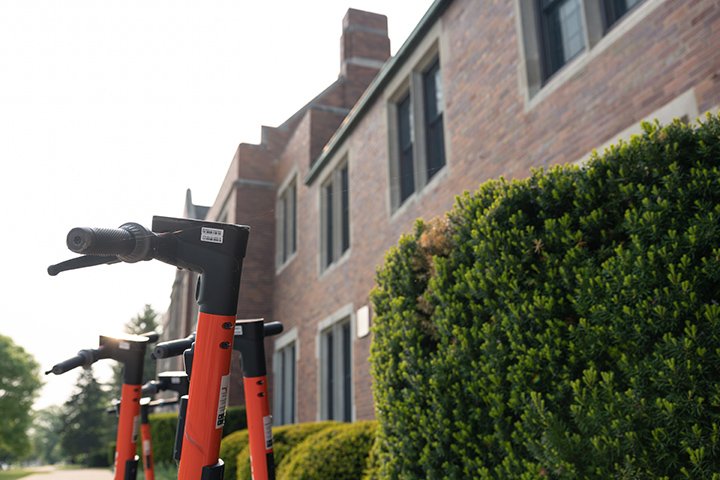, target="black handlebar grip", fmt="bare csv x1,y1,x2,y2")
141,380,160,396
45,350,91,375
263,321,284,337
67,227,135,256
152,336,195,359
142,331,160,343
